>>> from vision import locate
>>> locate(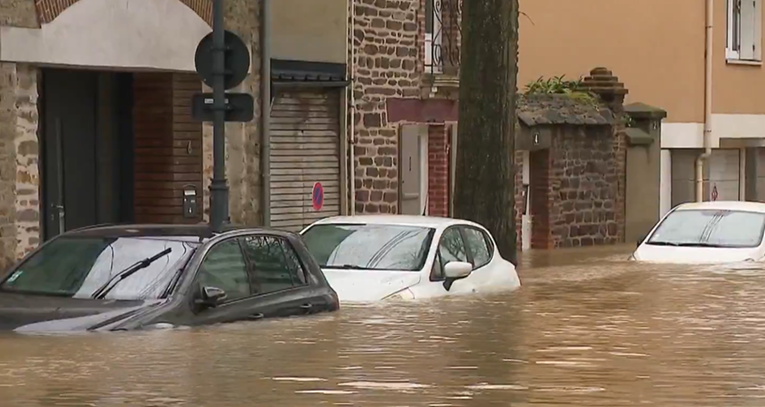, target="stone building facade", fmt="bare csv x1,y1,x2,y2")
350,0,421,214
349,0,642,252
0,0,262,271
